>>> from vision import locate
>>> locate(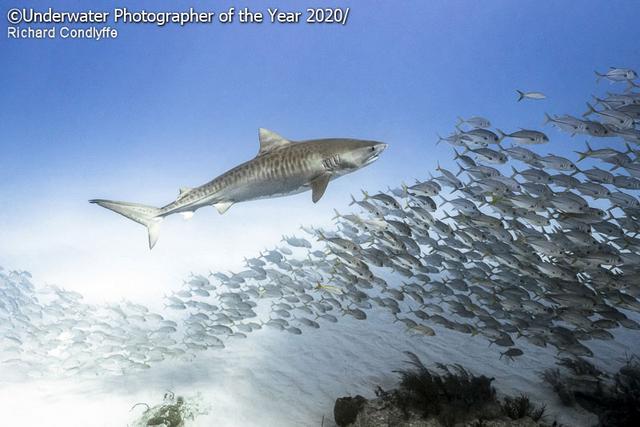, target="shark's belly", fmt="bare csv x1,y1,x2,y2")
224,173,312,202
